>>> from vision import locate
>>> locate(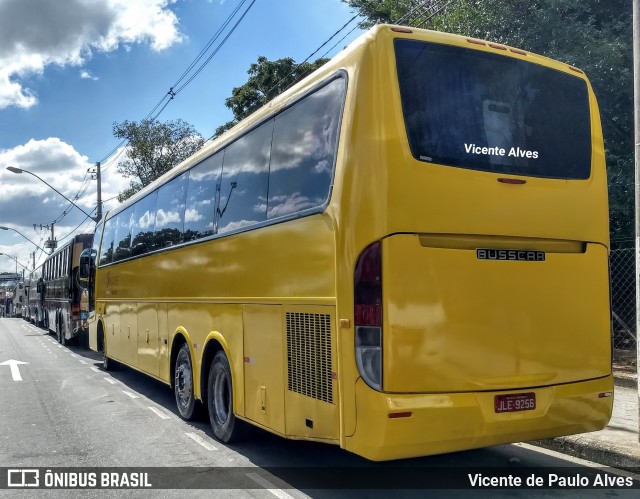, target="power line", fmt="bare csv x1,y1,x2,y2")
220,0,455,135
212,12,362,139
97,0,257,168
172,0,252,93
48,172,92,225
